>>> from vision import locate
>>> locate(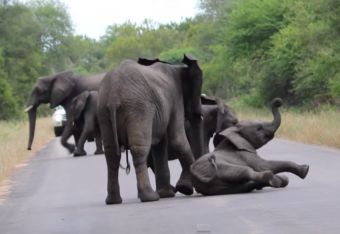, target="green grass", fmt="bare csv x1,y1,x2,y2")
0,118,53,183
